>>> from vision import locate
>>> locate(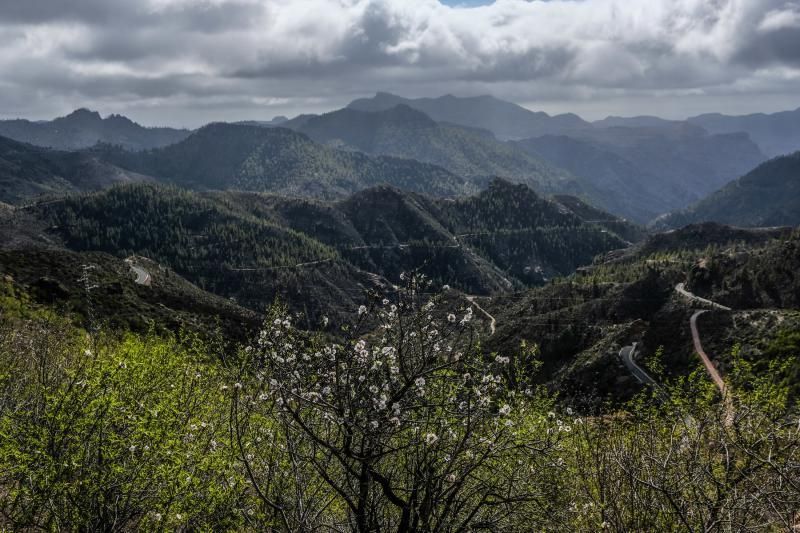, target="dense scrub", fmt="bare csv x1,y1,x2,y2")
0,281,798,531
